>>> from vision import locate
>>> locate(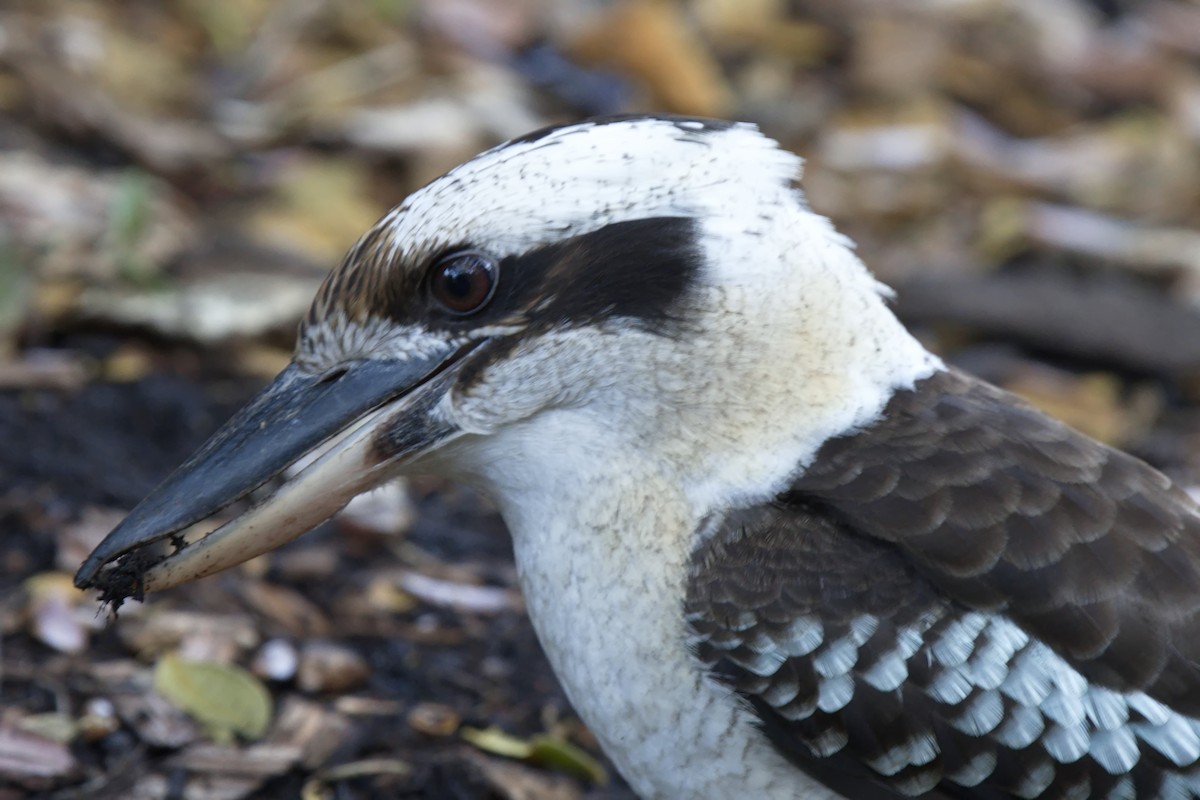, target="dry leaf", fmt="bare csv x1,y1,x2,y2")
407,702,460,737
395,570,523,615
569,0,732,116
296,641,370,693
24,572,91,654
120,610,259,661
112,688,200,748
266,697,353,770
302,757,412,798
248,157,385,264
